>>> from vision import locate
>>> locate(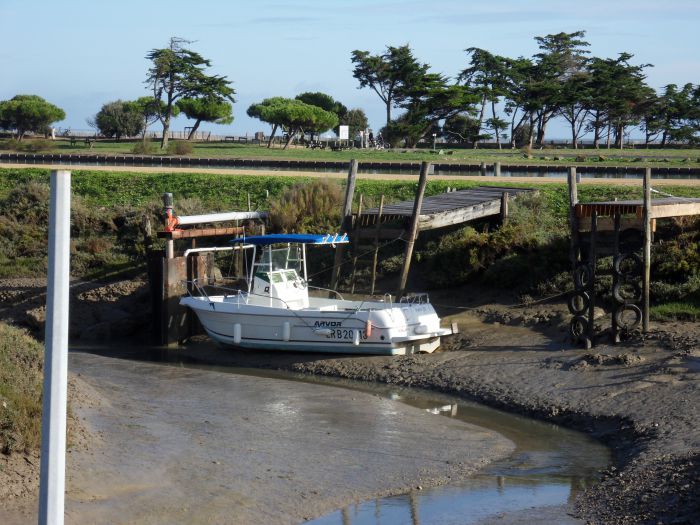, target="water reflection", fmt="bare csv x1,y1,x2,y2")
307,393,607,525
